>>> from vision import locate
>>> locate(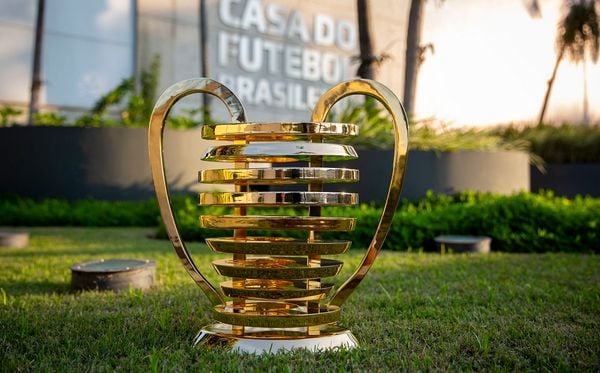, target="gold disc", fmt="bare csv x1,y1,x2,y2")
202,142,358,163
201,122,358,141
199,191,358,206
220,279,334,300
195,323,356,345
212,257,343,279
213,302,341,328
206,237,351,255
199,167,359,184
200,215,356,231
